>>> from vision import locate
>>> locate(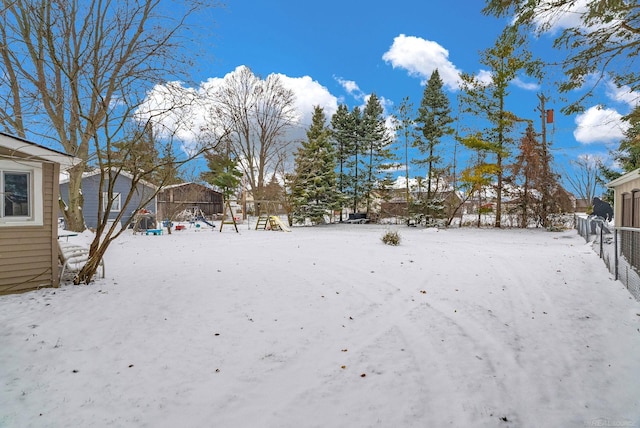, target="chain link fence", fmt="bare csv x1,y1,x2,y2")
575,215,640,302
